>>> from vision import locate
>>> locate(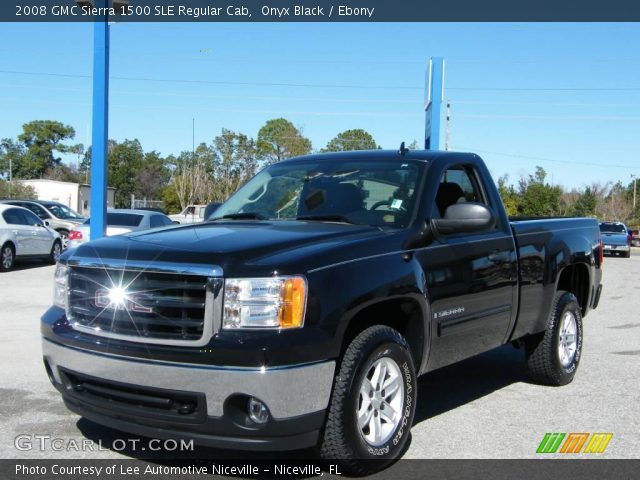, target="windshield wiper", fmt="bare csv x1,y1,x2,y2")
296,215,353,224
212,212,266,221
